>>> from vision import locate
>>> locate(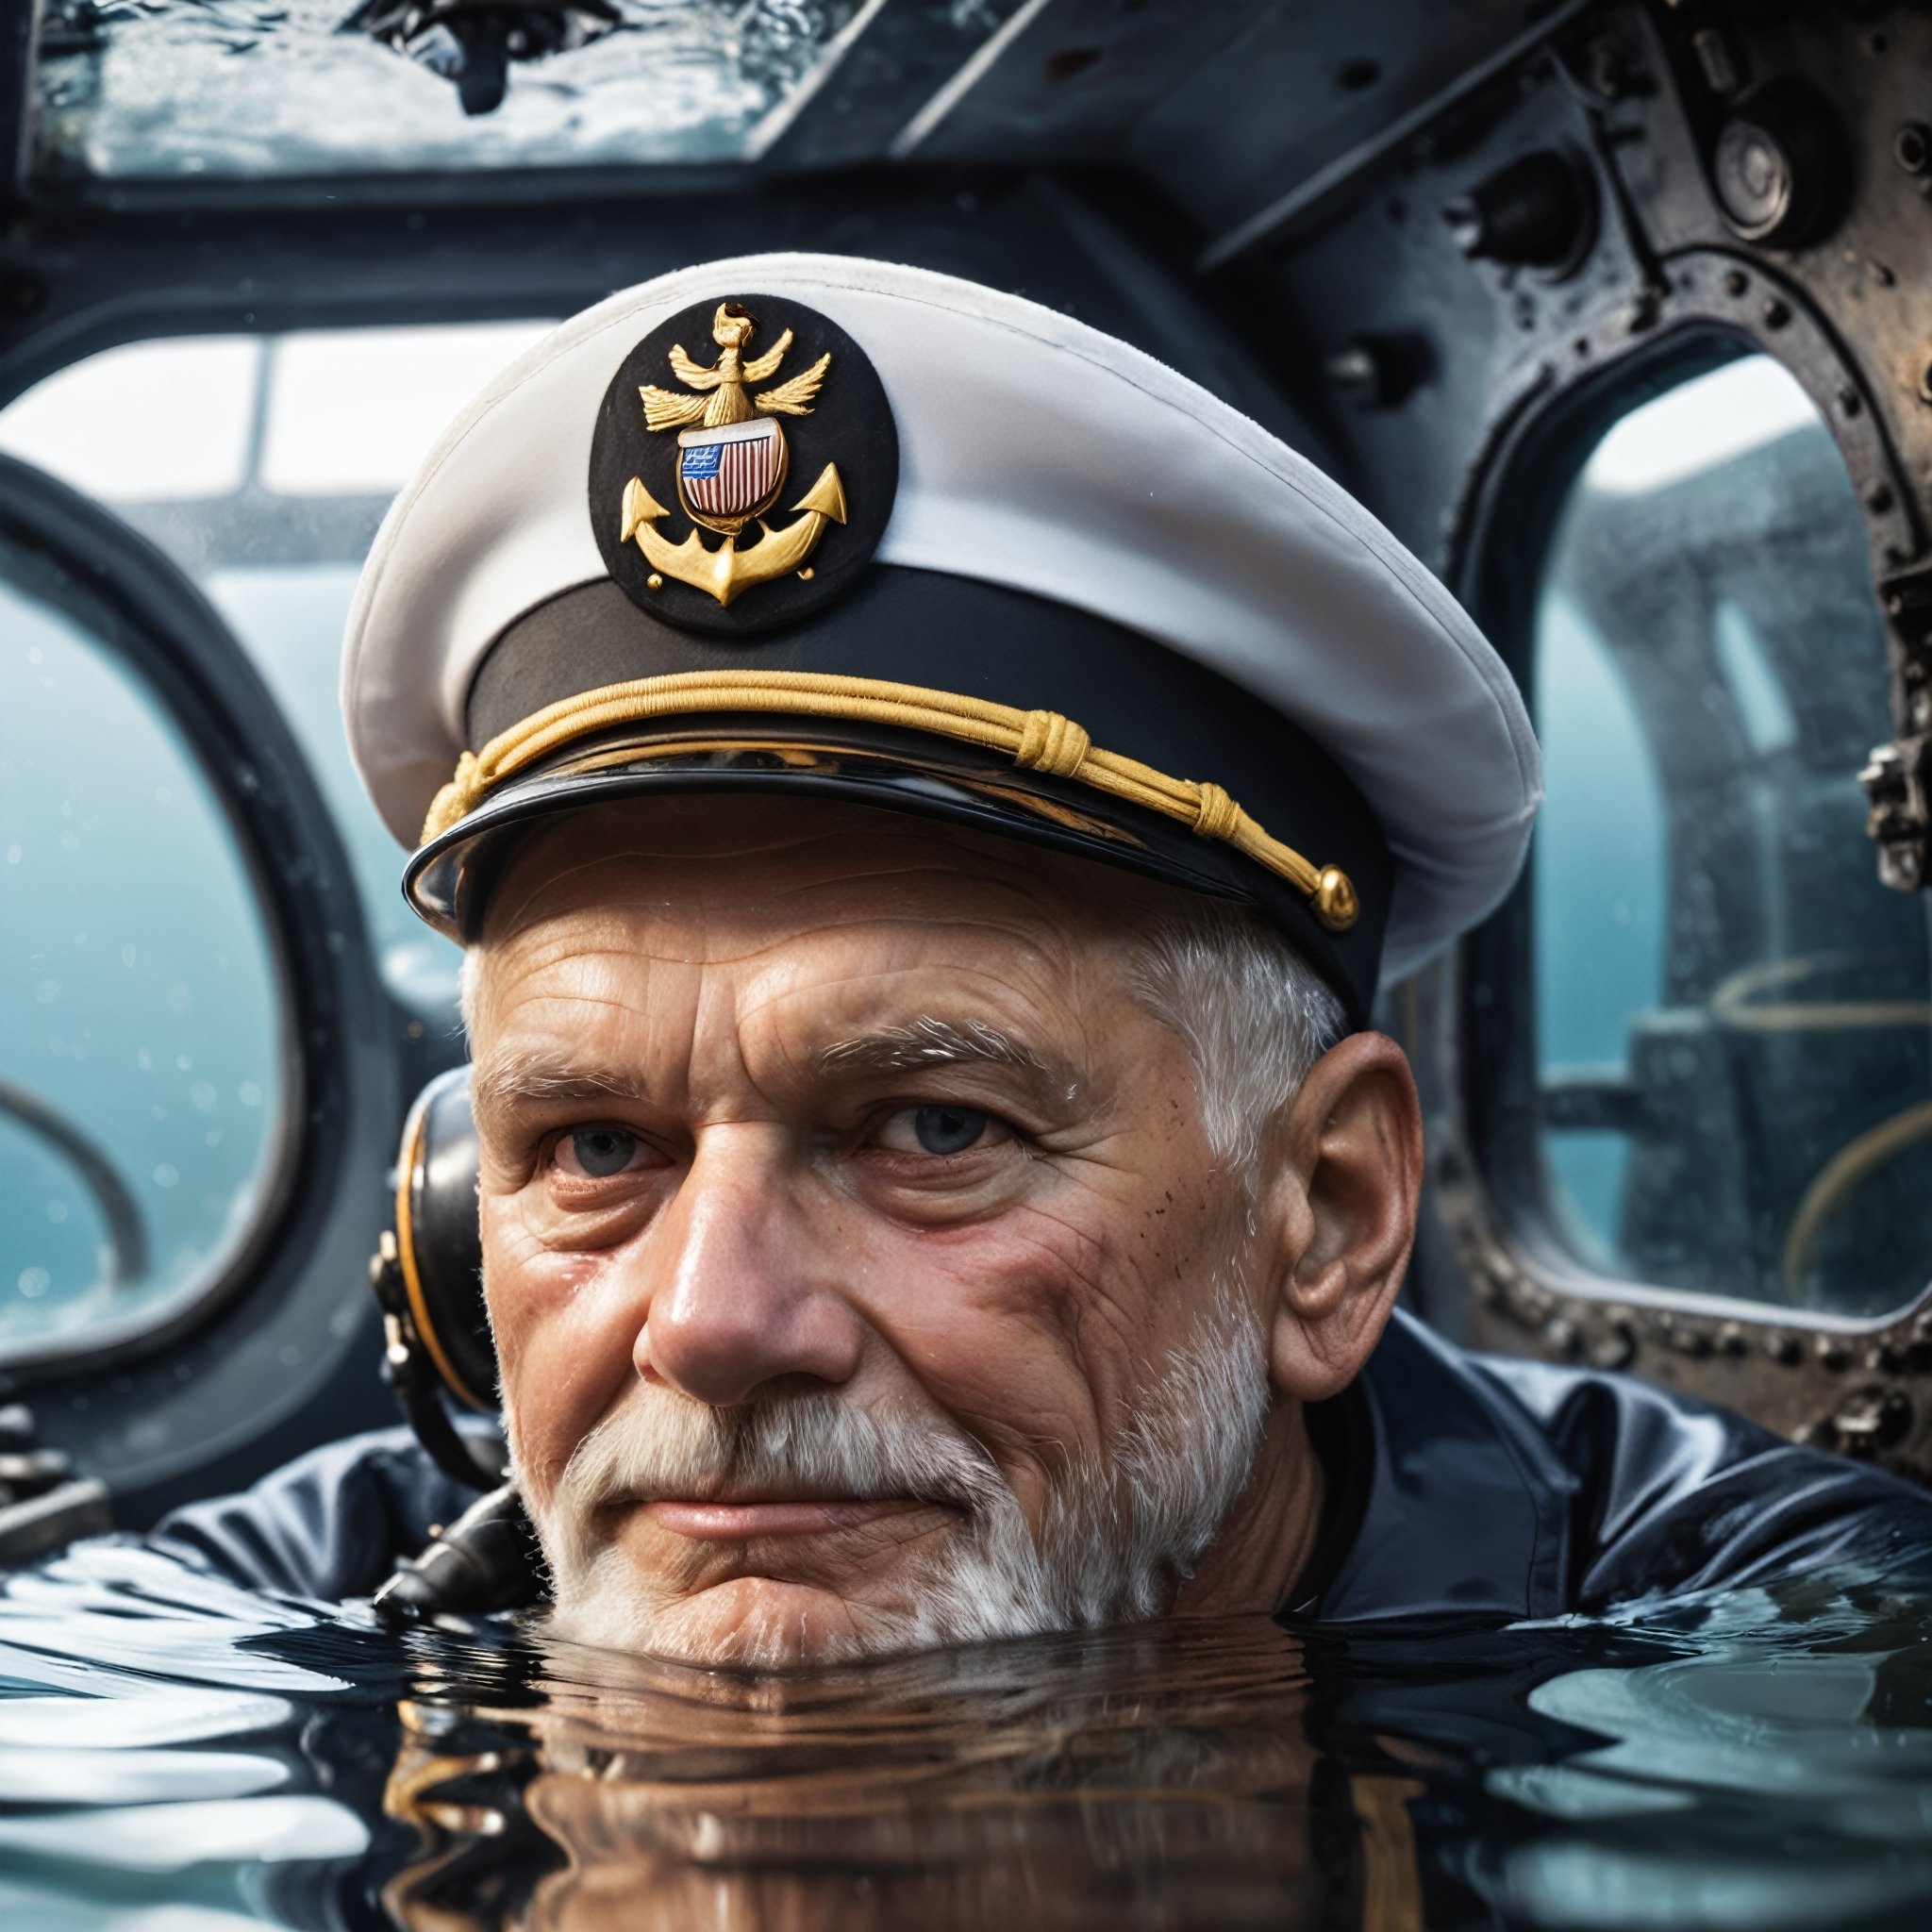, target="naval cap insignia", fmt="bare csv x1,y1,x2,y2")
589,293,898,637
